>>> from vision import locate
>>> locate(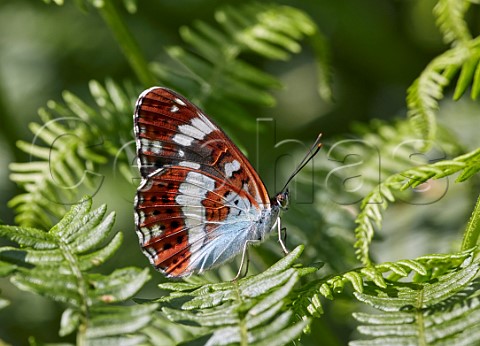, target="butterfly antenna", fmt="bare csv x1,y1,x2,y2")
281,133,323,193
